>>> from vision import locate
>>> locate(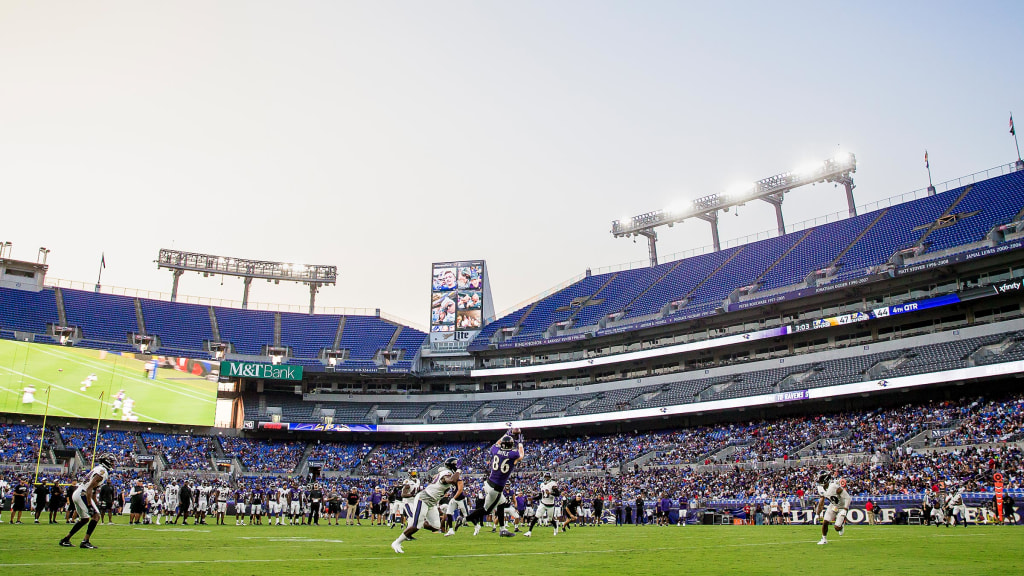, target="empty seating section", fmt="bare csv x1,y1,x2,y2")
60,427,136,460
223,334,1024,425
688,231,804,307
479,398,536,421
627,248,739,320
62,289,138,342
431,402,483,423
0,288,58,333
376,403,427,421
572,266,669,327
338,316,395,365
214,307,275,355
924,171,1024,253
139,298,212,353
833,194,954,280
758,213,877,291
280,312,339,358
390,327,427,368
141,432,215,470
510,274,612,340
